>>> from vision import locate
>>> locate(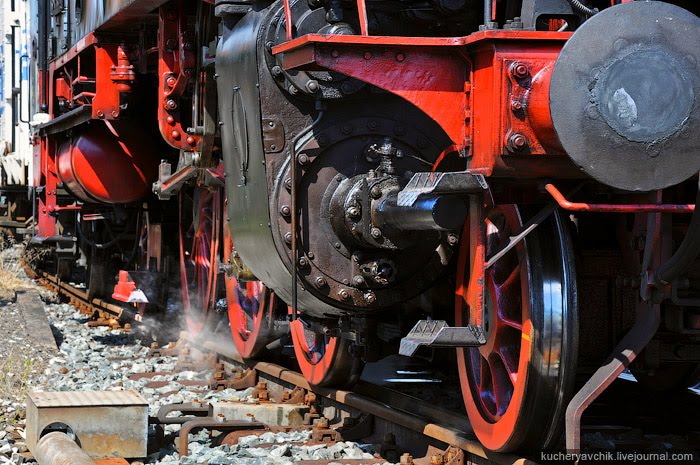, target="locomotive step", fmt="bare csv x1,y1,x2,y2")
399,320,486,357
